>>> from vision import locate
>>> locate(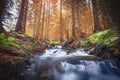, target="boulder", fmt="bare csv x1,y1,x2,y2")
88,43,112,58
